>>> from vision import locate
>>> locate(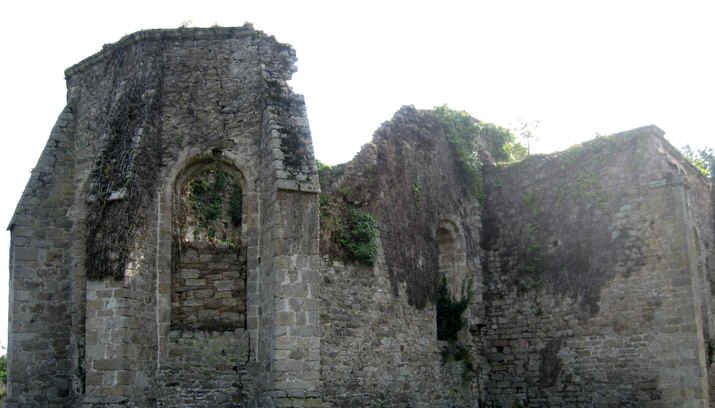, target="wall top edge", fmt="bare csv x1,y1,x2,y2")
64,25,285,78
